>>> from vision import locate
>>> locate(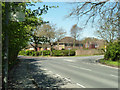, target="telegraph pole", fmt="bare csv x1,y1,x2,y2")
3,2,9,90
